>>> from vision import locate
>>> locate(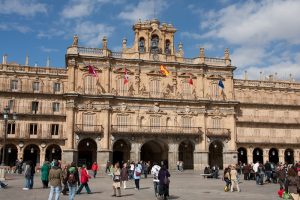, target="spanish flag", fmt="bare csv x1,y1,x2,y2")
160,65,170,76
